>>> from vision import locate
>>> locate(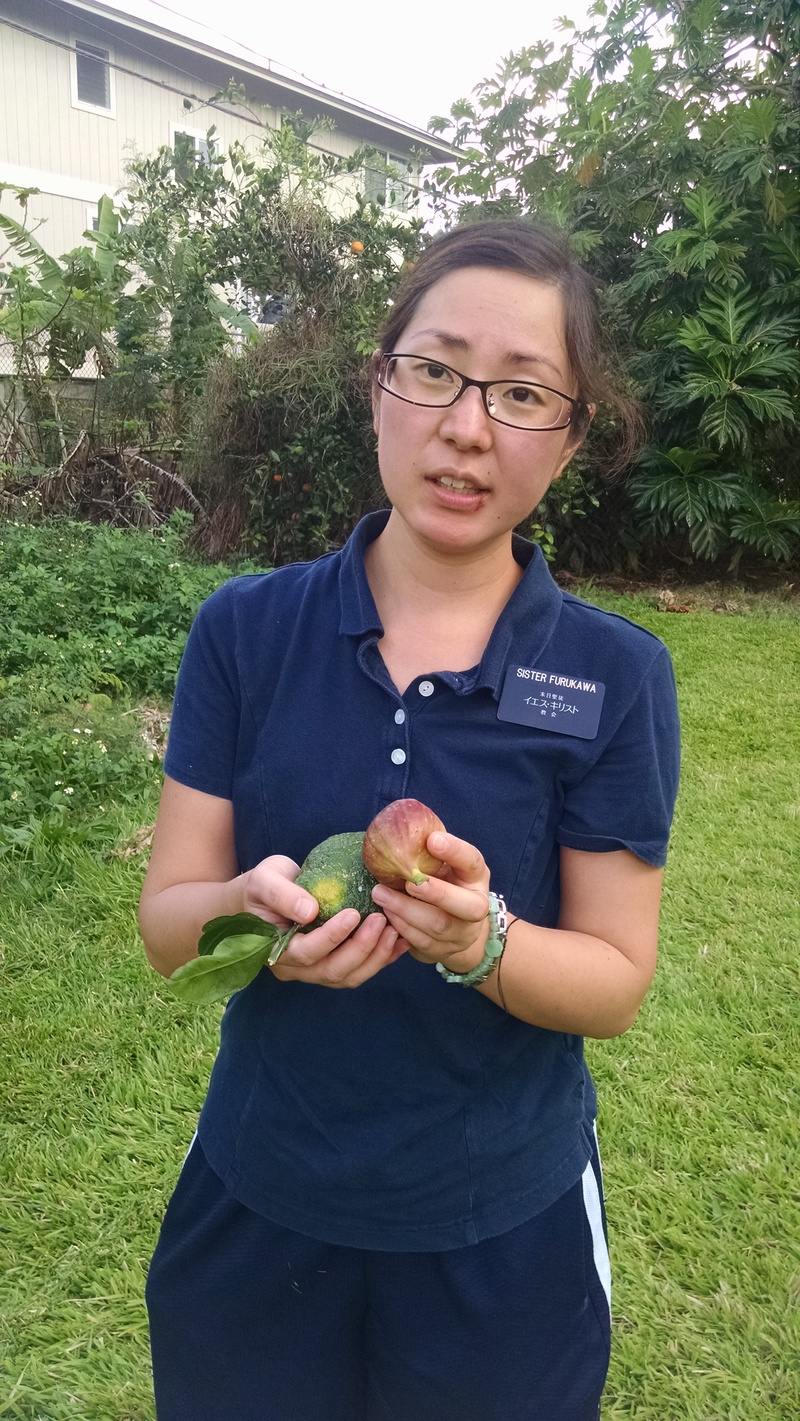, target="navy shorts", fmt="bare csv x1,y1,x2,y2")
147,1132,611,1421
